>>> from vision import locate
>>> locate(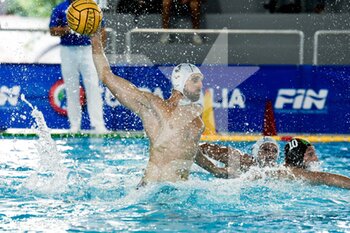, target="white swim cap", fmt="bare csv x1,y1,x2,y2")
171,63,203,95
251,136,279,158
